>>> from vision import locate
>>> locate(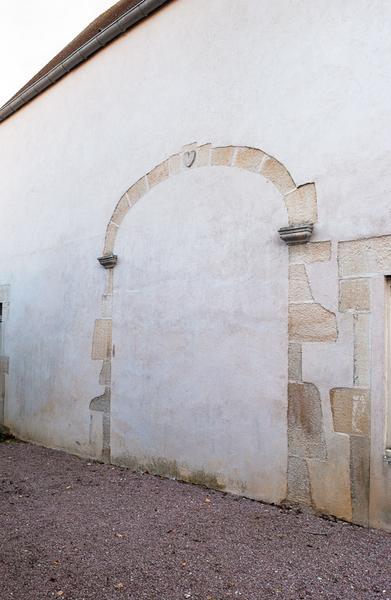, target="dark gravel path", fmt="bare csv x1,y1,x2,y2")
0,441,390,600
